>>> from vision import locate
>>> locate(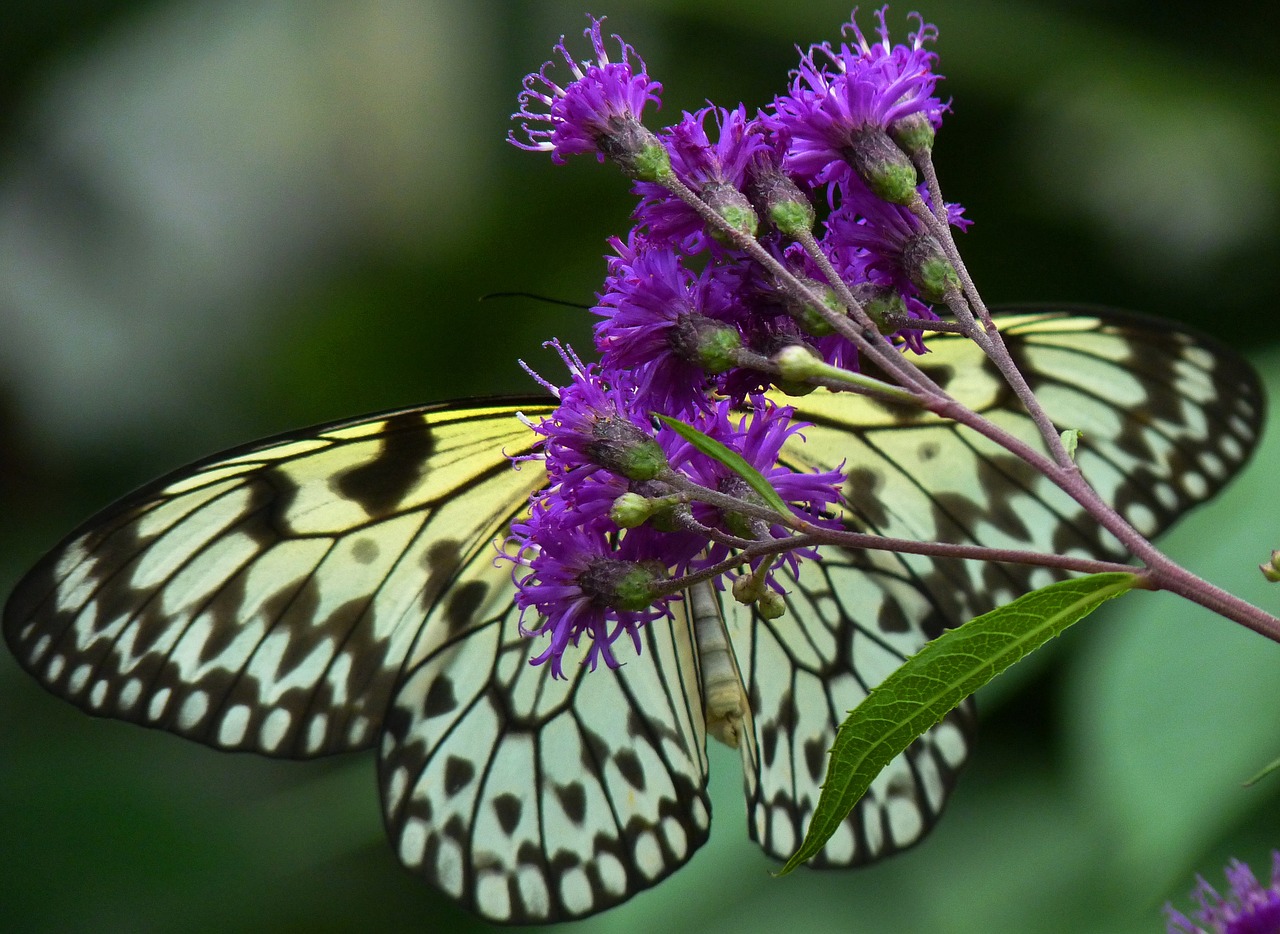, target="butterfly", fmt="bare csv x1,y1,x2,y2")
3,307,1264,923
